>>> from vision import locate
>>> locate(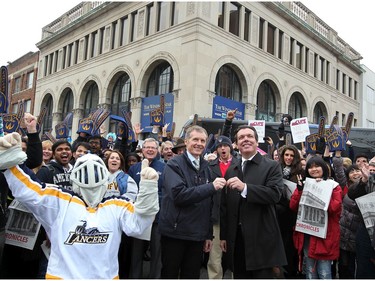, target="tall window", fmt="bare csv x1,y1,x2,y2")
14,77,21,93
256,81,276,121
288,92,304,119
111,73,132,116
84,83,99,117
61,89,73,133
172,2,180,26
157,2,169,31
244,9,251,42
215,65,242,101
296,42,303,70
42,94,53,134
217,2,225,28
278,30,284,59
146,3,155,36
120,16,129,46
229,2,240,36
62,89,74,120
313,102,327,124
112,21,117,48
267,24,276,55
259,18,264,49
146,62,174,97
